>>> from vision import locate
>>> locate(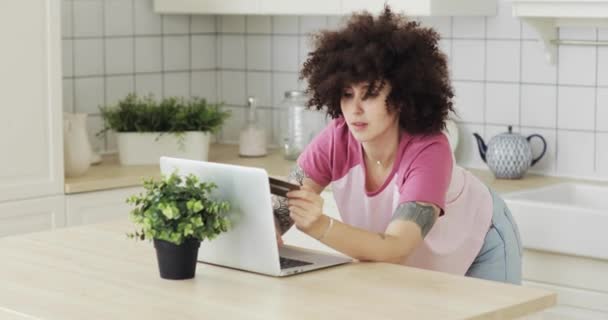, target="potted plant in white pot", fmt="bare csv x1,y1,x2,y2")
127,171,231,280
99,94,230,165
